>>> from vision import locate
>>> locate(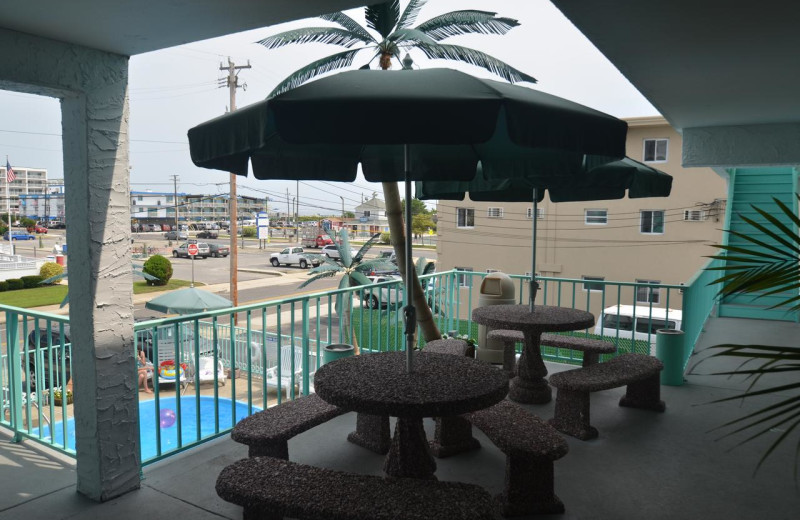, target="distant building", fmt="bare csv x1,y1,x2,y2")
1,165,49,220
348,194,390,237
131,191,265,226
436,116,728,314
